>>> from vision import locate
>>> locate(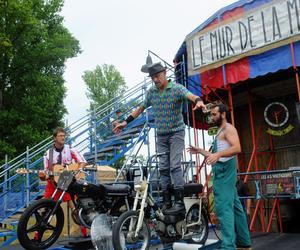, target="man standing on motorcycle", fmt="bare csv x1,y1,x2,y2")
113,62,206,214
187,103,252,250
39,127,88,237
